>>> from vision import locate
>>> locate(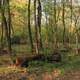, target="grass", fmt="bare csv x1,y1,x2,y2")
0,66,27,75
27,52,80,75
12,44,31,53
